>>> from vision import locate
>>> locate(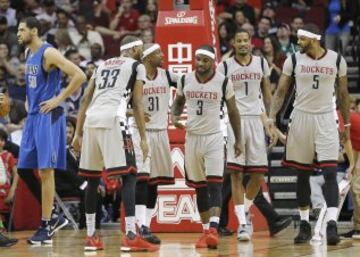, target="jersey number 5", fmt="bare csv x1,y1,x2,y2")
98,69,120,89
312,75,319,89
